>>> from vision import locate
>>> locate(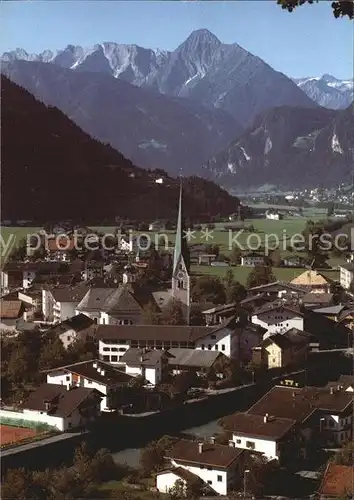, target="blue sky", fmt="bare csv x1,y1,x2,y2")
1,1,353,78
